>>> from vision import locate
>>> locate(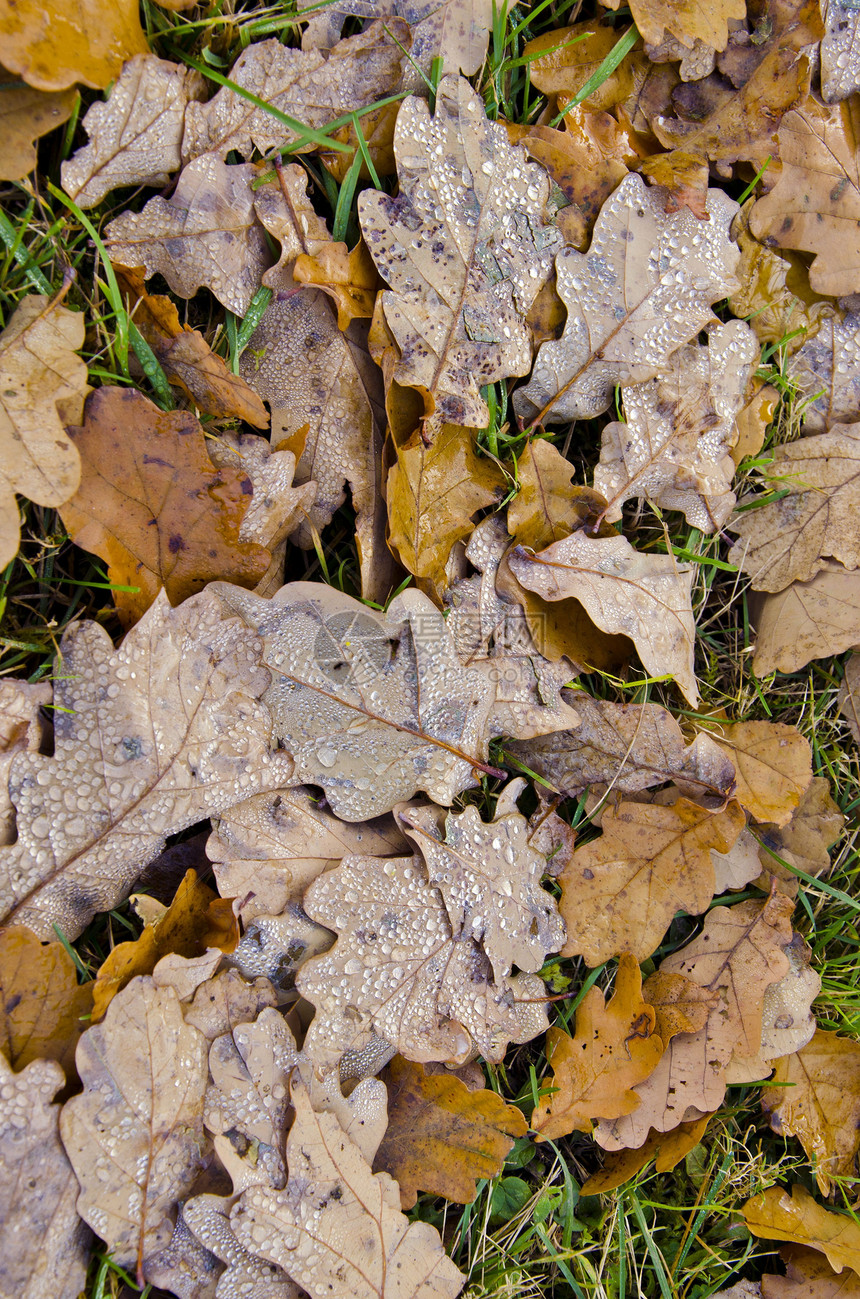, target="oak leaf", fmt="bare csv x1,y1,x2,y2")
216,582,495,820
751,563,860,676
581,1114,710,1195
0,0,149,90
725,932,820,1082
508,529,699,705
643,971,720,1041
742,1186,860,1277
297,853,547,1069
299,0,494,79
60,387,271,626
0,1054,91,1299
593,321,758,532
231,1077,466,1299
762,1030,860,1195
508,439,608,553
60,975,208,1274
293,237,380,330
787,313,860,433
397,788,566,981
532,952,664,1140
508,695,736,802
708,721,813,826
142,1205,225,1298
761,1246,860,1297
0,293,87,569
373,1055,527,1209
0,588,293,940
0,82,76,181
61,55,205,207
756,778,844,886
208,787,407,921
105,155,270,316
513,173,740,426
559,797,745,965
358,74,561,429
0,926,93,1077
184,968,279,1043
601,0,744,51
524,23,636,109
822,0,860,103
839,652,860,743
182,1192,298,1298
0,677,51,845
750,98,860,298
